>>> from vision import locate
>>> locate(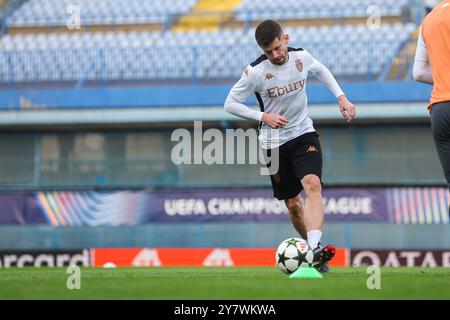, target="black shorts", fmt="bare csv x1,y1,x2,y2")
430,101,450,189
266,131,322,200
